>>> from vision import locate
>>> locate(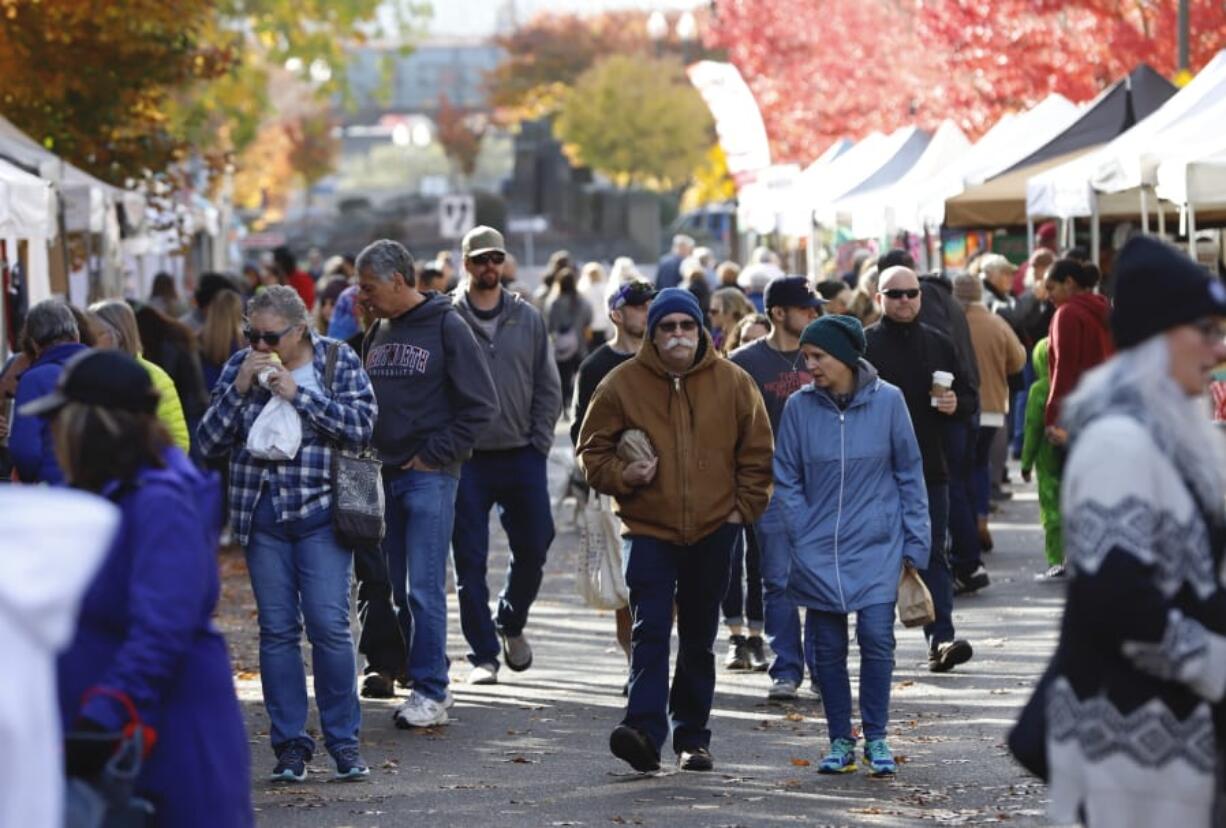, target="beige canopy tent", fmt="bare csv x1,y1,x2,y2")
944,150,1093,228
